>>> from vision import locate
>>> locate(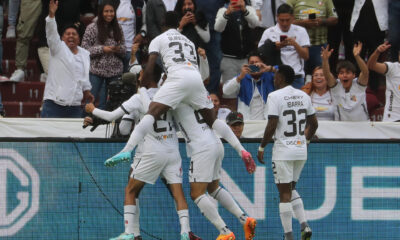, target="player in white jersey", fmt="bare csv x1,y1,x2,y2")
257,65,318,240
105,12,256,176
173,103,257,240
85,66,201,240
367,42,400,122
